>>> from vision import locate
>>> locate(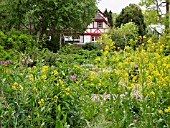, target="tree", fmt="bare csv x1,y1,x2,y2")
139,0,169,30
104,9,113,26
115,4,146,36
0,0,97,44
111,22,139,49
